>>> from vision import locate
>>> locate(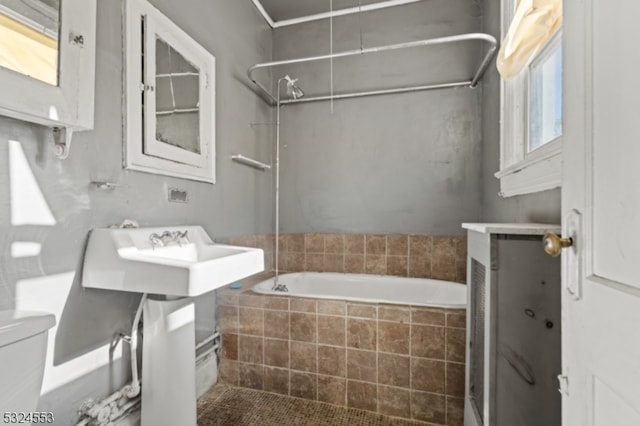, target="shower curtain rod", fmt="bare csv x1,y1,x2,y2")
247,32,497,106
